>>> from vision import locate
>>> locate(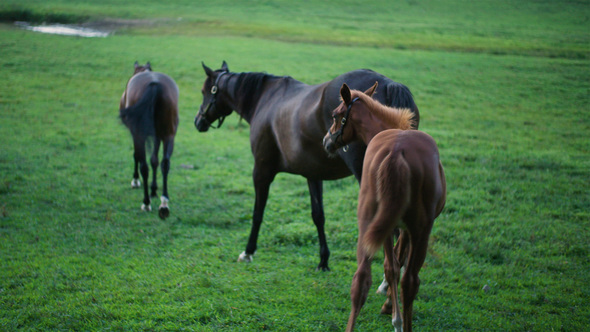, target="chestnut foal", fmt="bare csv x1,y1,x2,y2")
323,82,446,332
